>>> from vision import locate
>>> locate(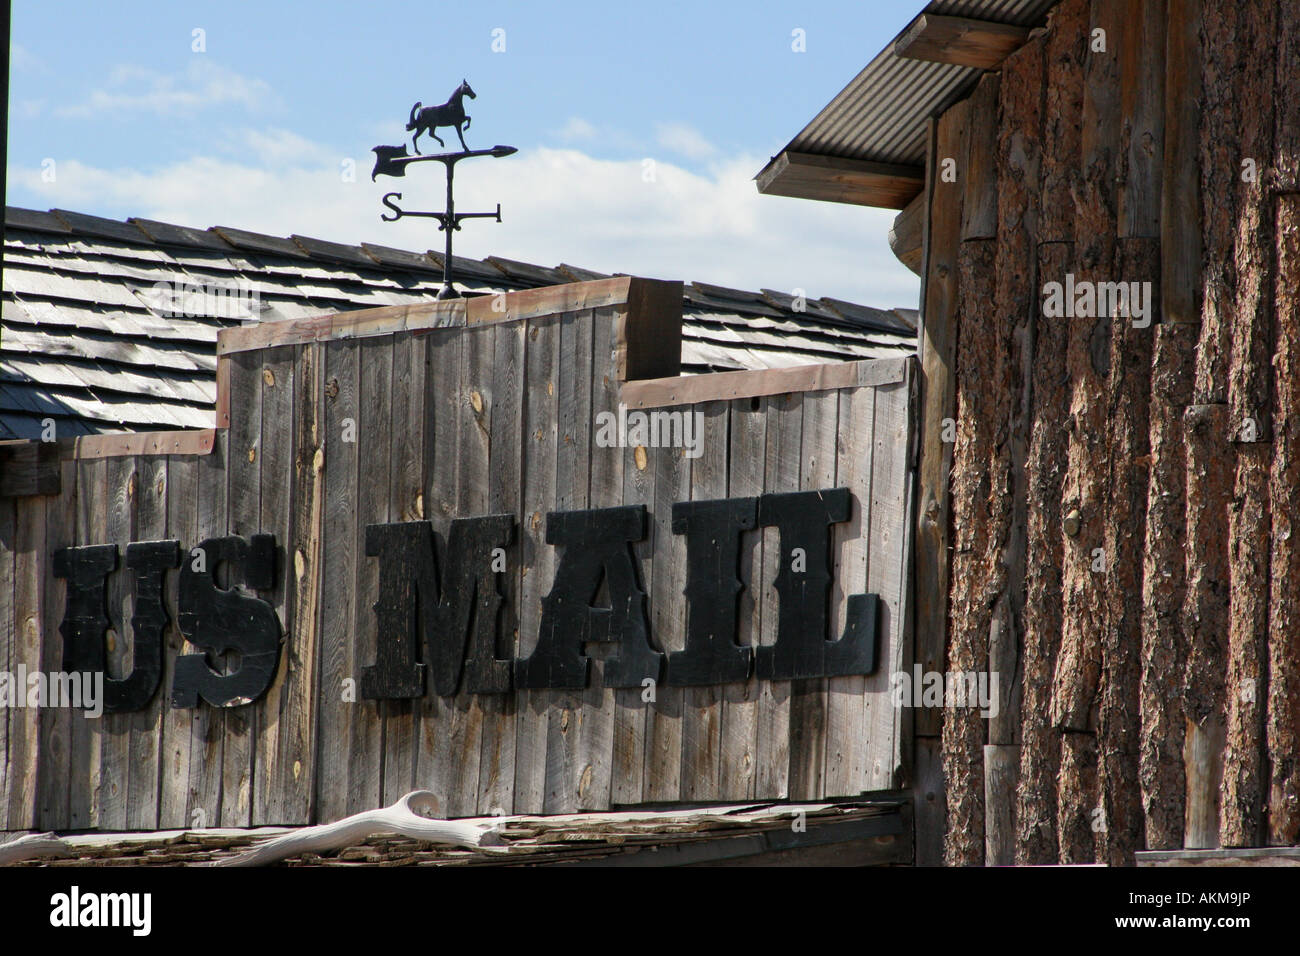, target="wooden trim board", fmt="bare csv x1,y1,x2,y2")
619,356,911,409
1137,847,1300,867
0,430,217,497
217,277,659,355
755,151,925,210
64,429,217,460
